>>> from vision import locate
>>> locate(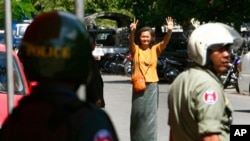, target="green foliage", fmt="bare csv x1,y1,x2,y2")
96,19,117,29
30,0,75,13
85,0,133,17
12,0,36,21
85,0,134,28
0,0,249,31
155,0,250,31
0,0,36,29
0,1,4,29
131,0,159,28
